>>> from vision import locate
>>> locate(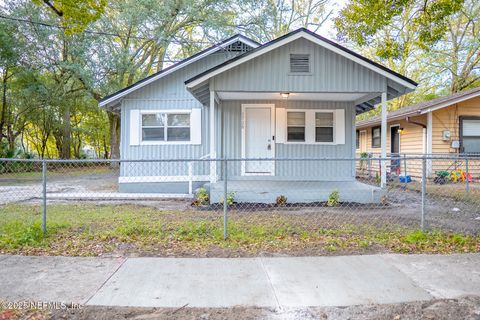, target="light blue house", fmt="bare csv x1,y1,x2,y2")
99,28,417,203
